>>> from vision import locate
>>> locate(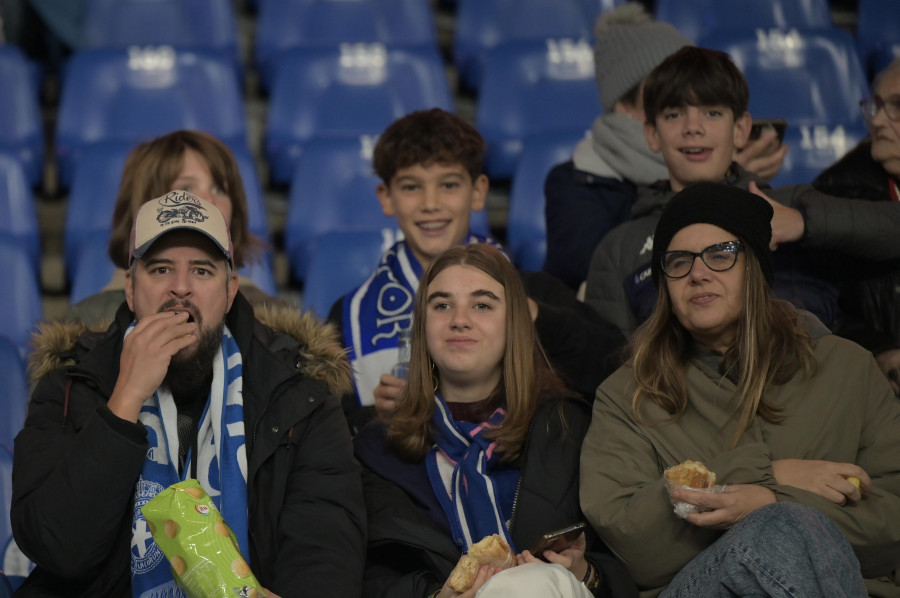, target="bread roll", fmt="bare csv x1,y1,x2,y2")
447,534,517,592
664,459,716,489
